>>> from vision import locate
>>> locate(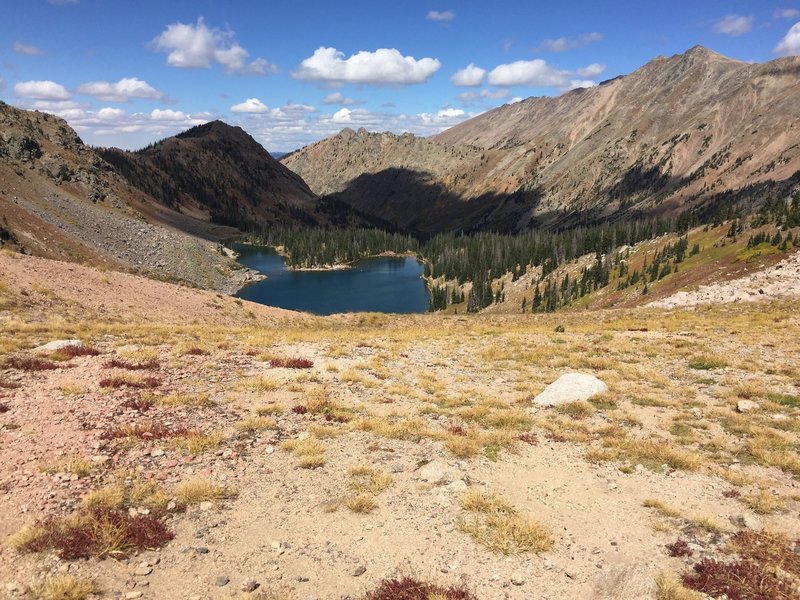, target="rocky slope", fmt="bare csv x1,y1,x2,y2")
96,122,324,231
0,102,258,292
283,46,800,234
